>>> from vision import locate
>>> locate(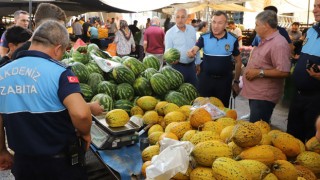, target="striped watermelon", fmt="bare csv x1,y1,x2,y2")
163,48,180,64
90,93,114,111
116,83,135,100
96,81,117,98
143,55,160,71
122,57,146,77
71,62,90,83
133,77,153,96
61,58,74,65
140,68,158,81
86,61,104,76
177,83,199,103
72,50,90,64
87,43,99,53
165,91,190,107
160,65,184,90
79,83,94,102
111,56,122,63
150,73,171,95
112,65,135,85
87,73,105,94
114,99,134,114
